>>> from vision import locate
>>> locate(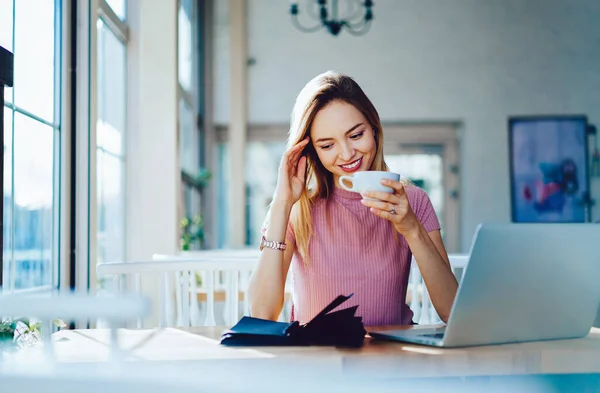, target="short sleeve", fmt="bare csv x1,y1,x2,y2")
405,185,441,233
